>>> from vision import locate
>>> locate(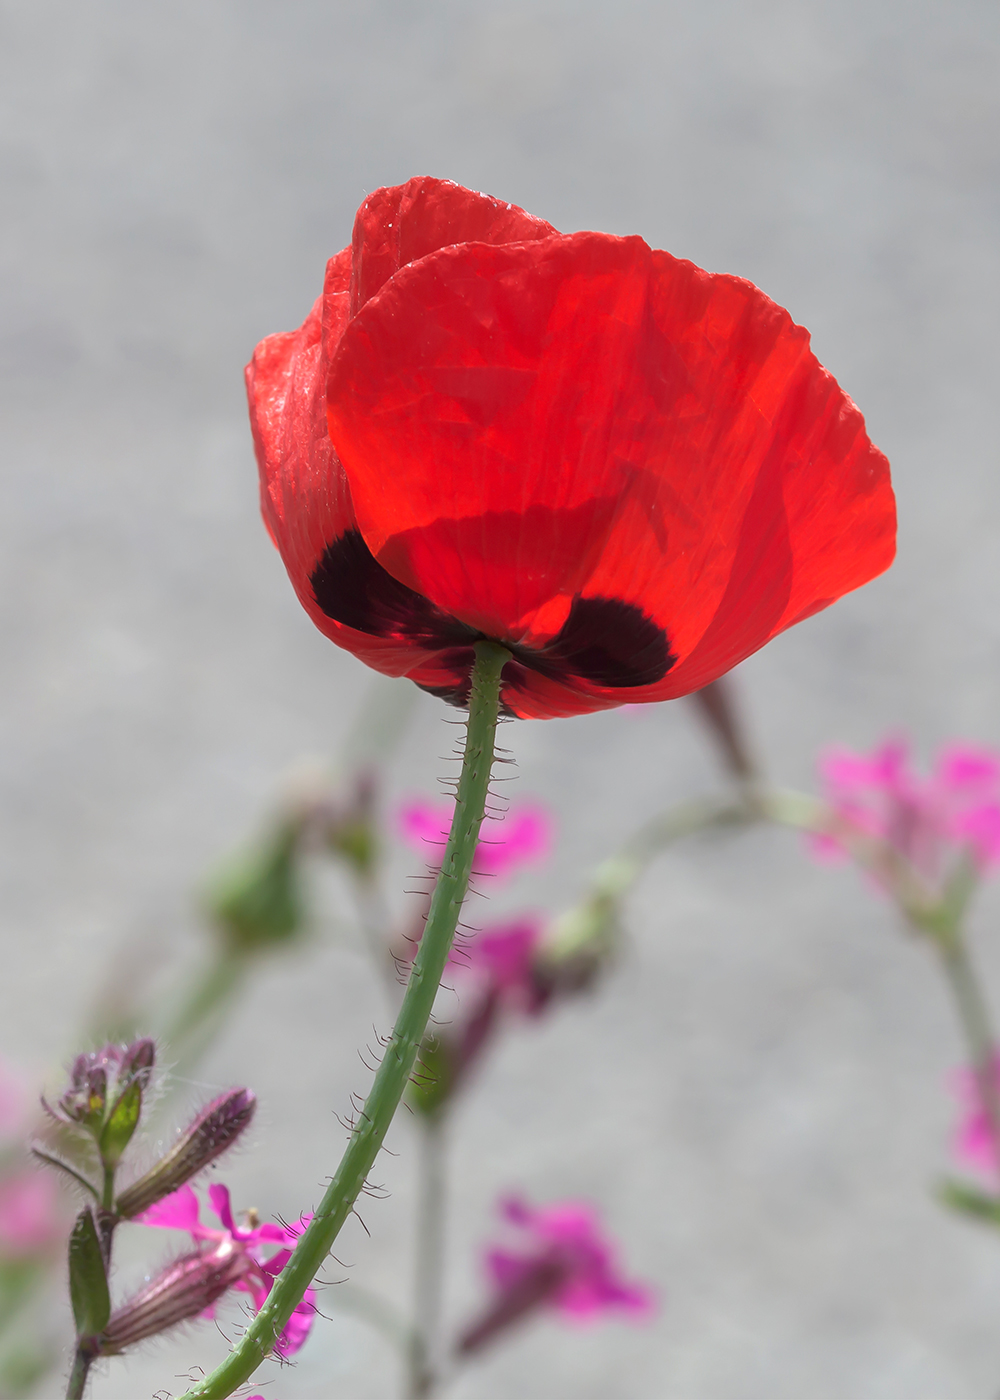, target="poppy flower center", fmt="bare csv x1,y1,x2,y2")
310,530,675,705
